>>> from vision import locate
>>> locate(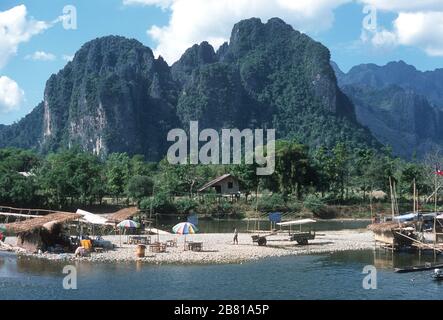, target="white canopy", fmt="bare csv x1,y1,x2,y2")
277,219,316,226
76,209,112,225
